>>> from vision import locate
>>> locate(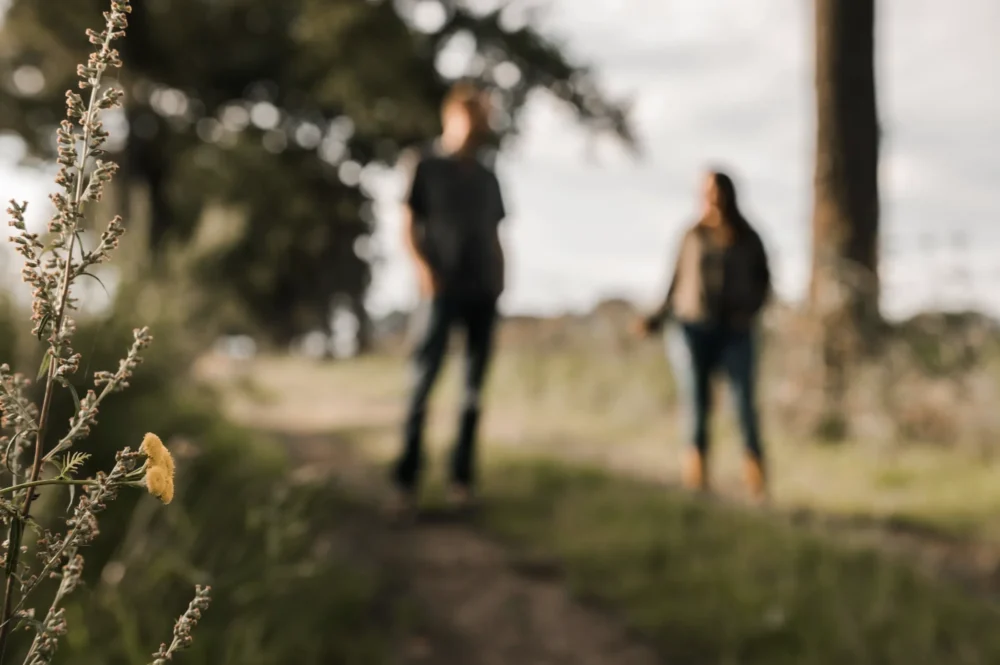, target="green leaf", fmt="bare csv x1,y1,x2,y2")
79,271,110,297
36,351,51,381
67,382,82,413
74,231,87,263
5,519,23,579
2,431,25,475
35,313,51,341
60,452,91,478
66,483,76,513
